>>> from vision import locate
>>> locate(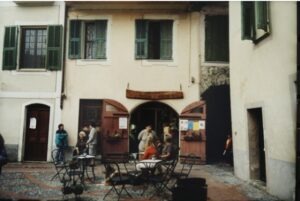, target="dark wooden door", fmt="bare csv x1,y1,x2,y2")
24,104,50,161
101,99,129,159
